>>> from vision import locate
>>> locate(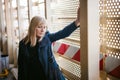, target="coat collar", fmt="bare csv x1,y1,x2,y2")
37,34,50,47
